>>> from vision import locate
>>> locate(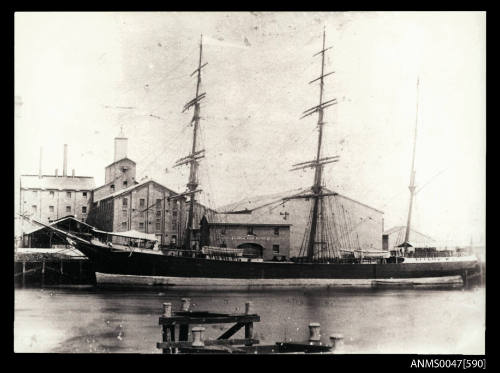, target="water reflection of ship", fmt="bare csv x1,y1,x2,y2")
30,30,478,288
